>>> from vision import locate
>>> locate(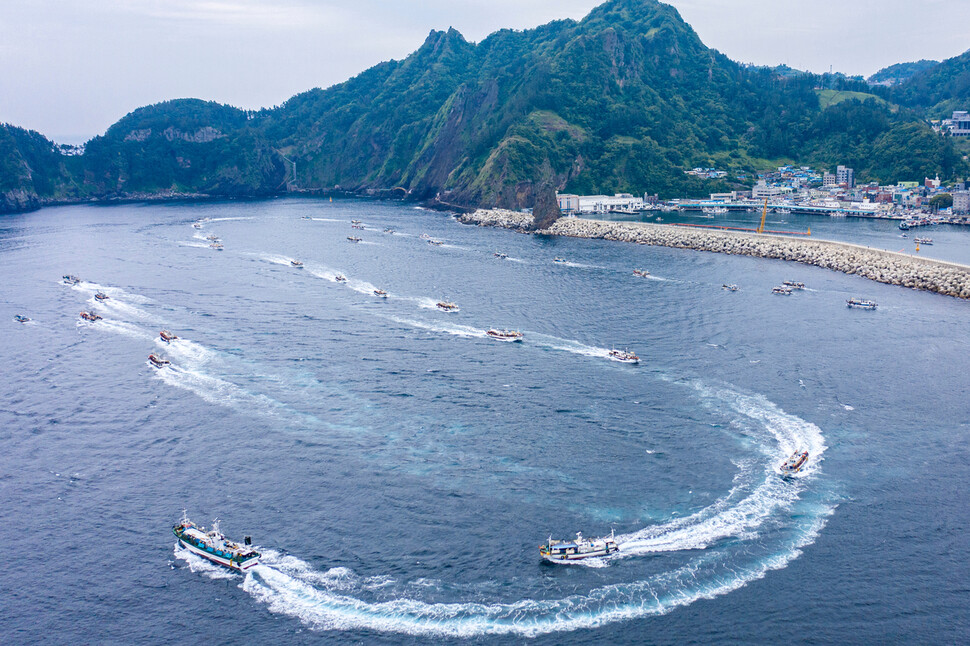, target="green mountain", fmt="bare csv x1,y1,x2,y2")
868,60,939,86
2,0,968,214
0,124,79,213
892,49,970,115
